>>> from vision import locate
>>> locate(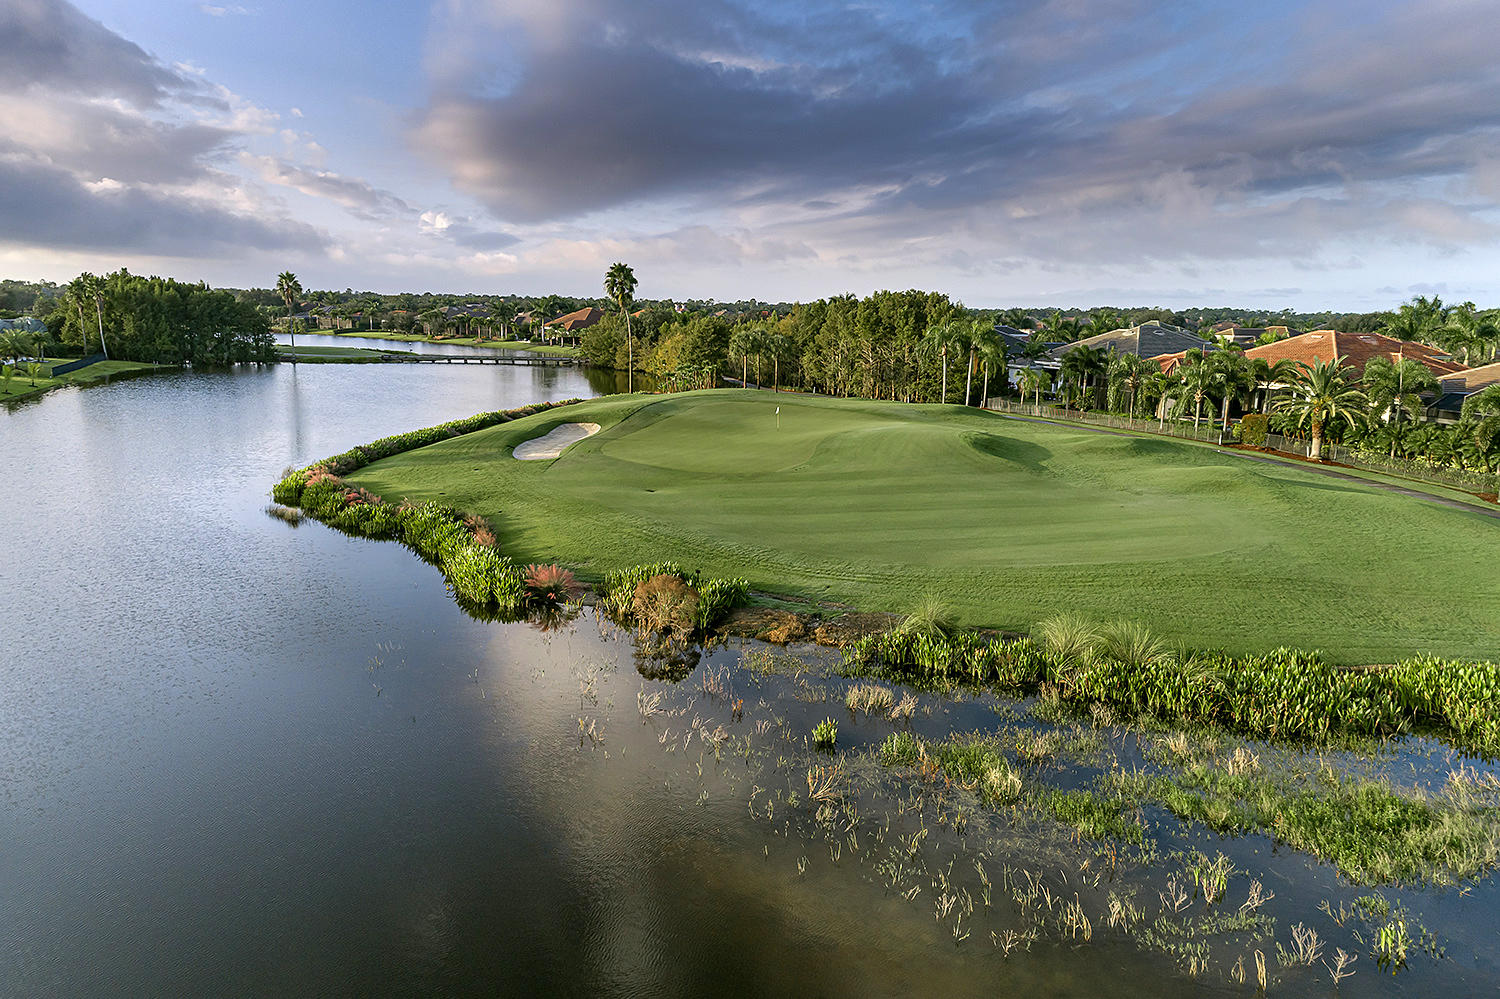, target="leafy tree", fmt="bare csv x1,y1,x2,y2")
1277,357,1369,460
